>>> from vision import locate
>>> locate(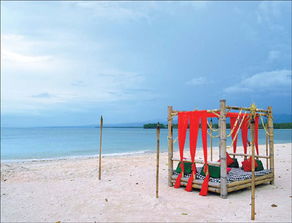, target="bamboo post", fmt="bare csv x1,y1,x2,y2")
210,118,213,161
168,106,174,187
267,106,275,184
98,116,103,180
265,123,269,170
250,104,256,220
156,122,160,198
219,99,227,199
